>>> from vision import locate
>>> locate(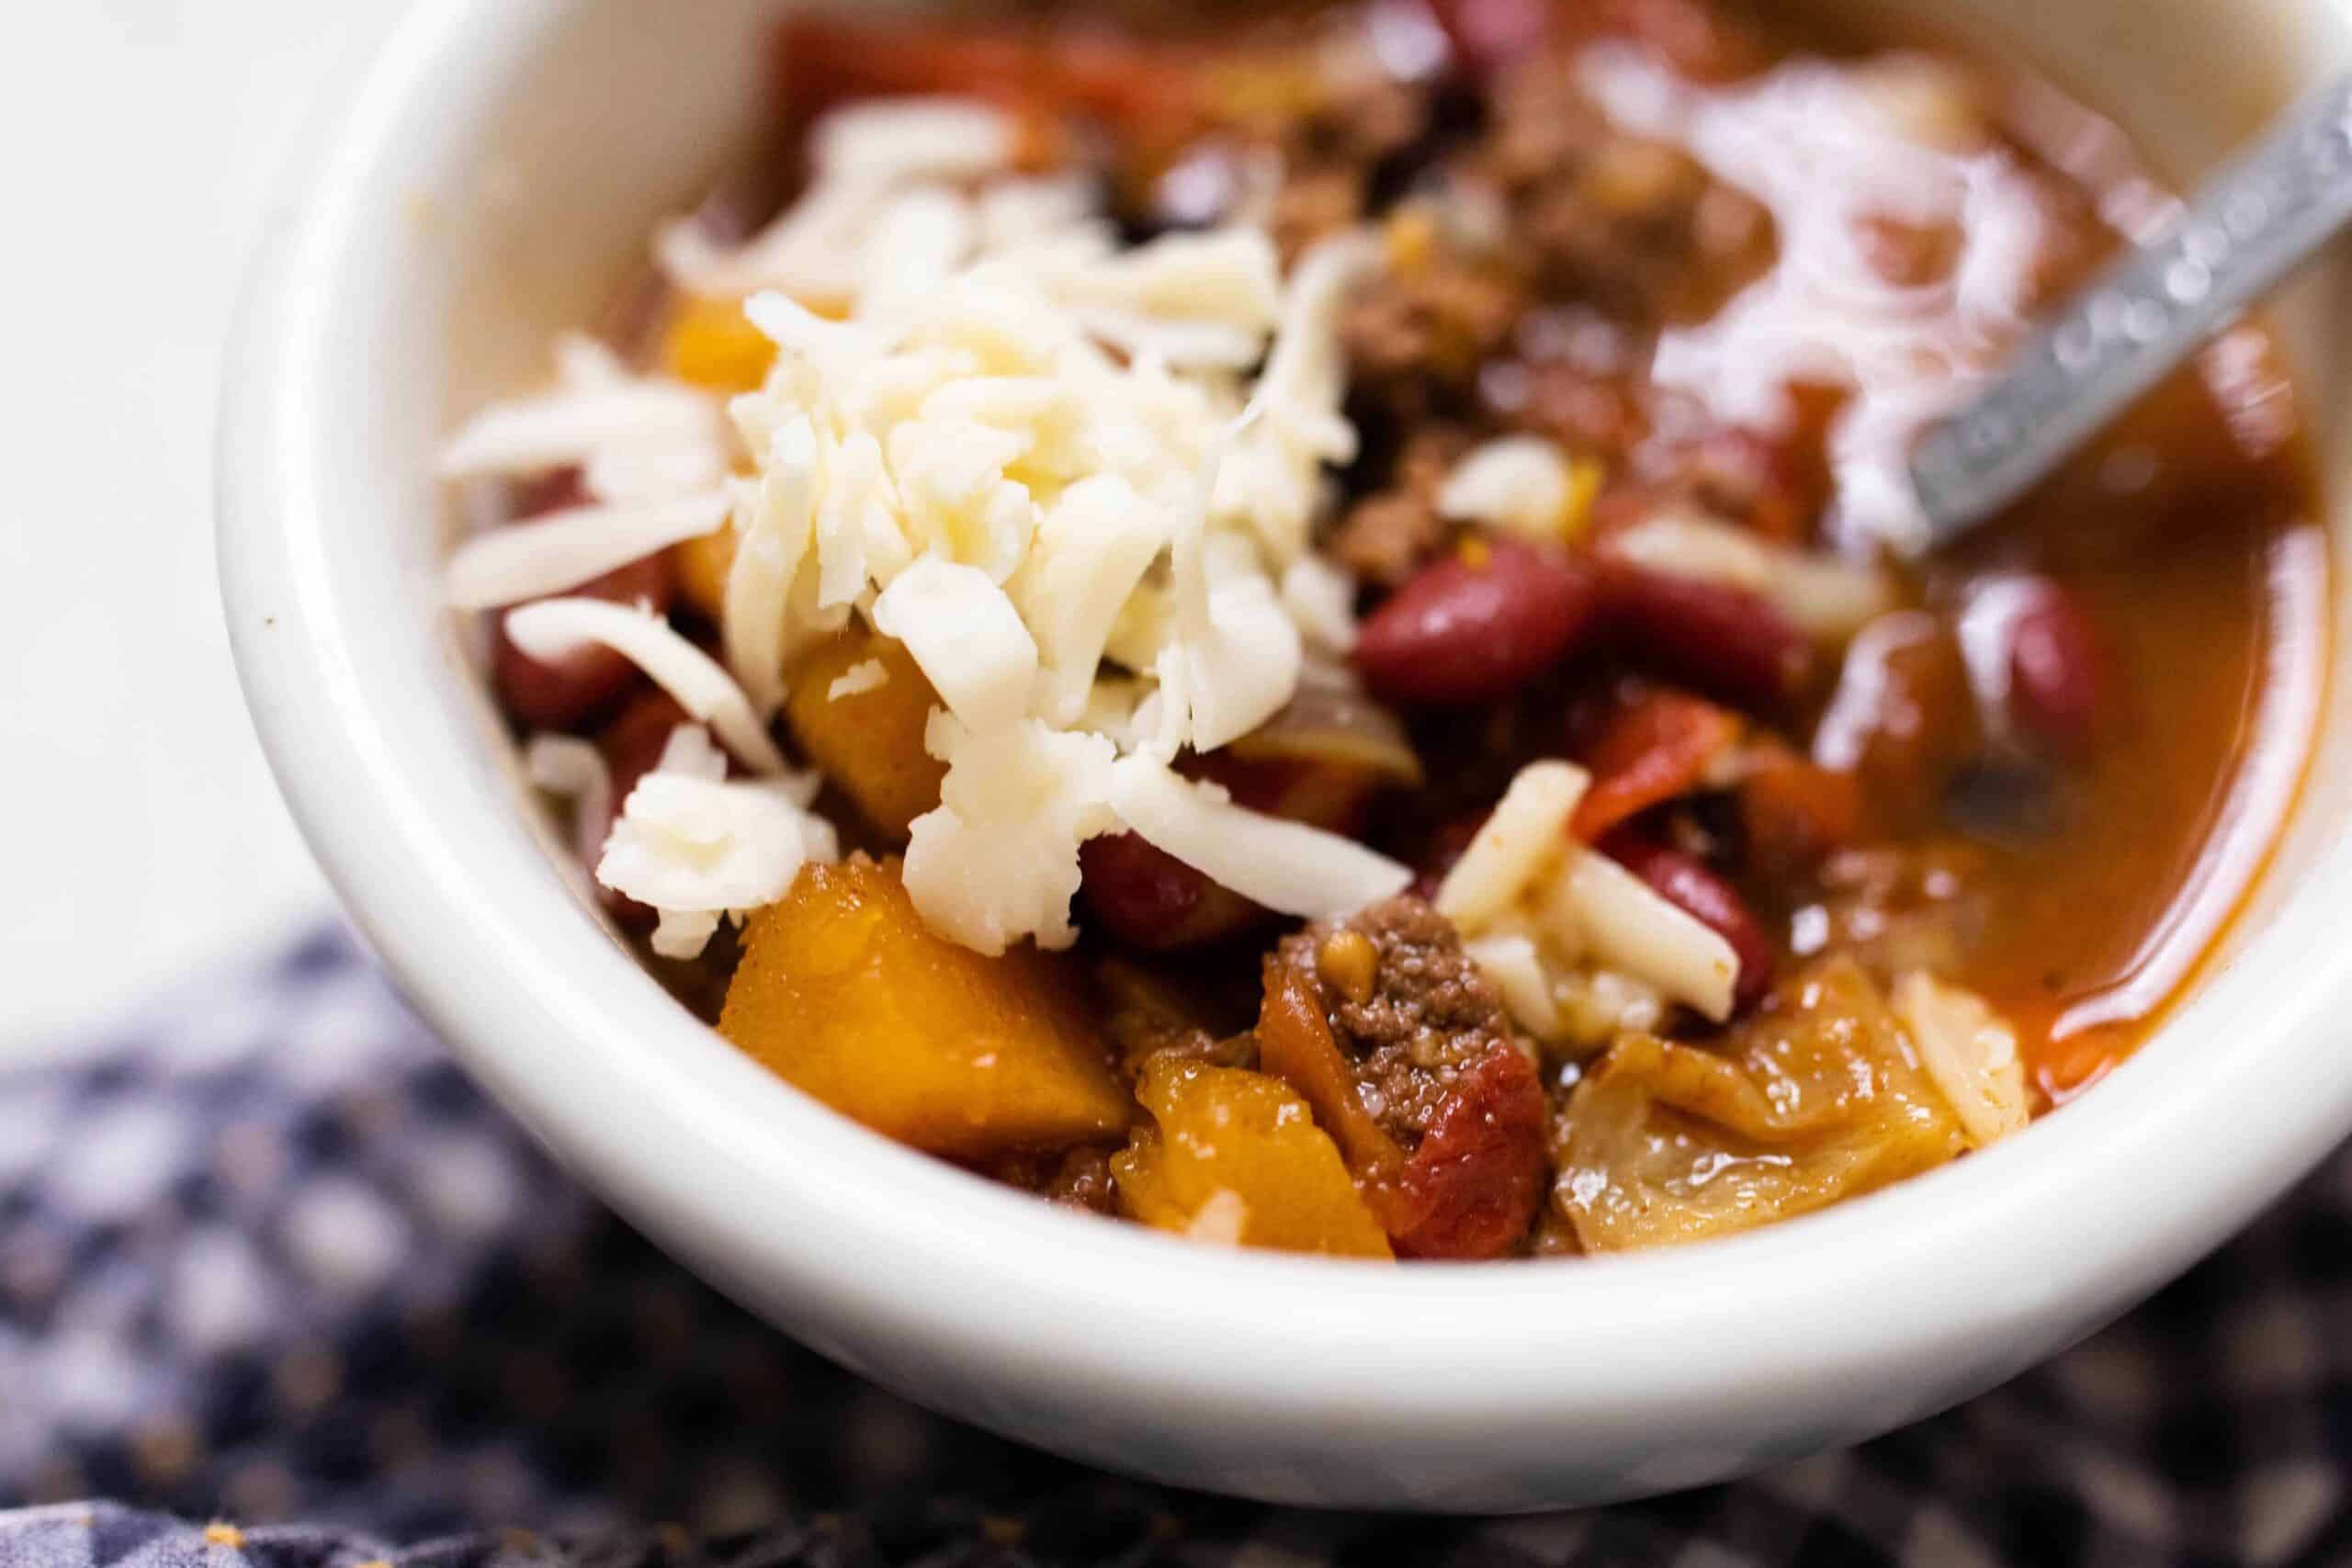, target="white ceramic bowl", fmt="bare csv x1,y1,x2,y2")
220,0,2352,1511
